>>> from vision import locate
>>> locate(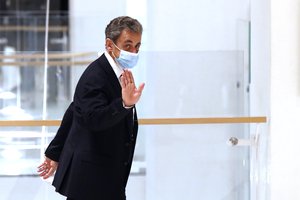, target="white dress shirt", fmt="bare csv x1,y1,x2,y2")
104,51,123,81
103,51,134,110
